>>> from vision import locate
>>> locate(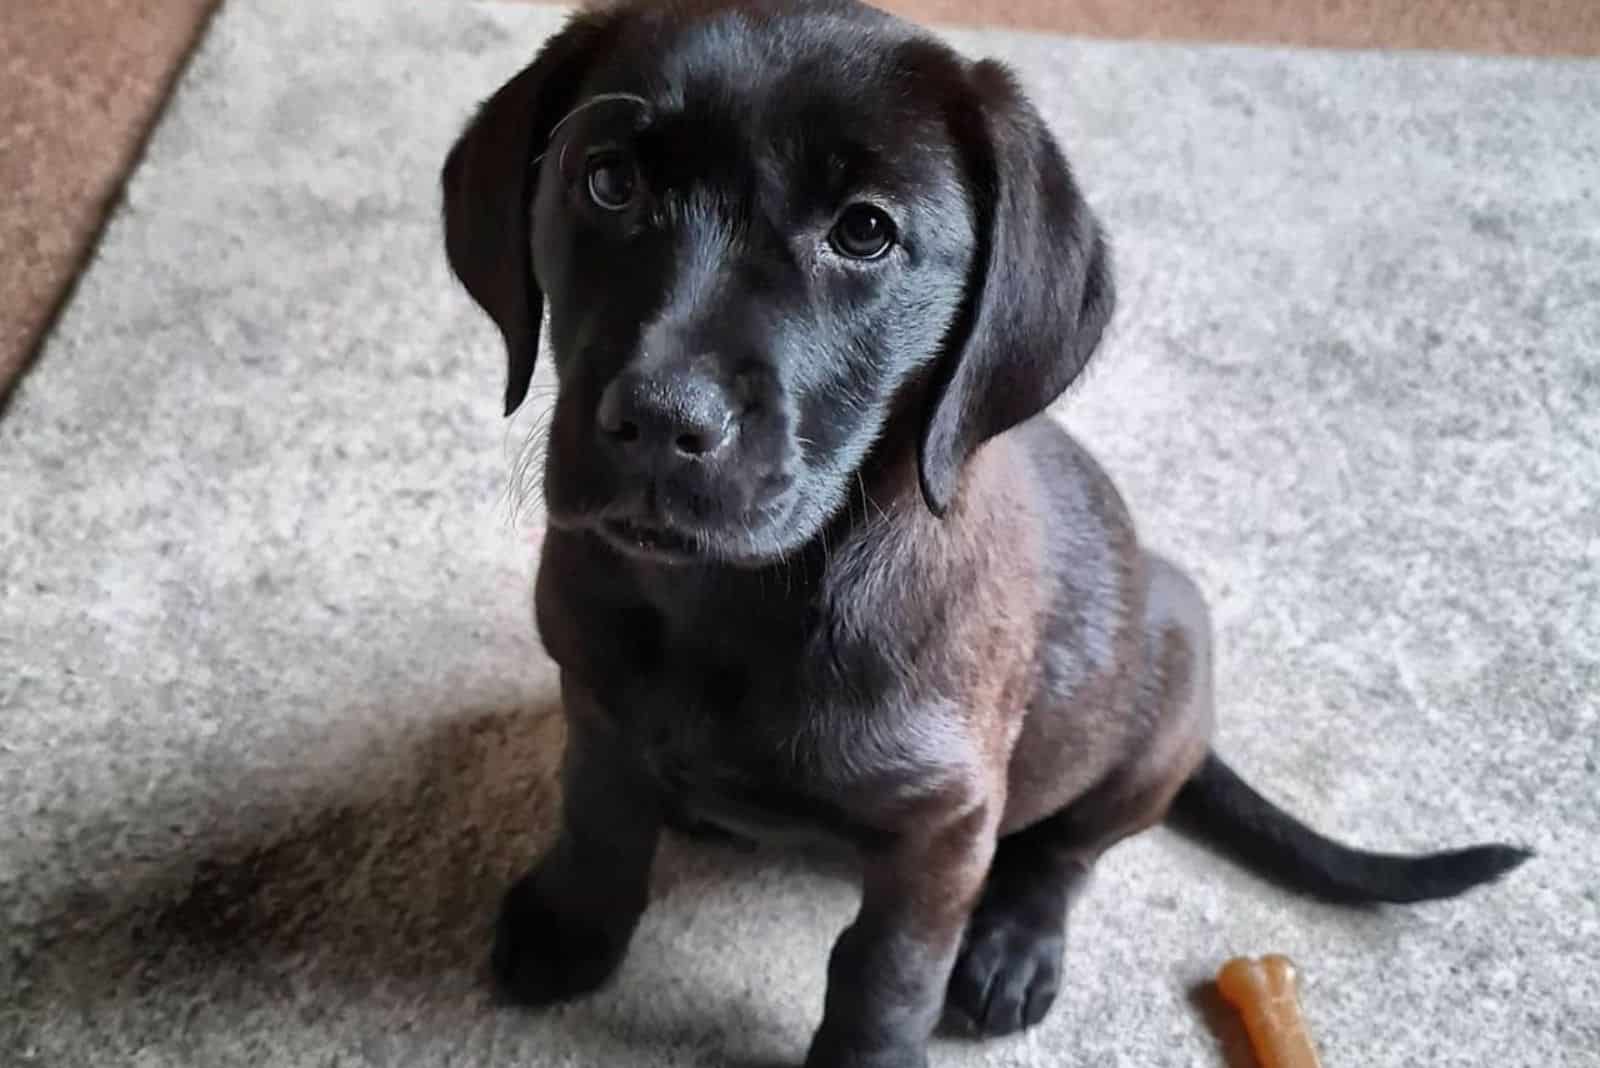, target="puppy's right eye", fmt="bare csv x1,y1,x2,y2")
830,204,896,260
586,155,637,211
